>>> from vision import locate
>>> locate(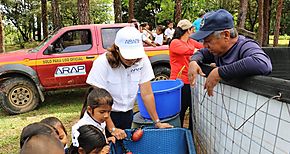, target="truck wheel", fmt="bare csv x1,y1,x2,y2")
153,66,170,81
0,77,40,115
